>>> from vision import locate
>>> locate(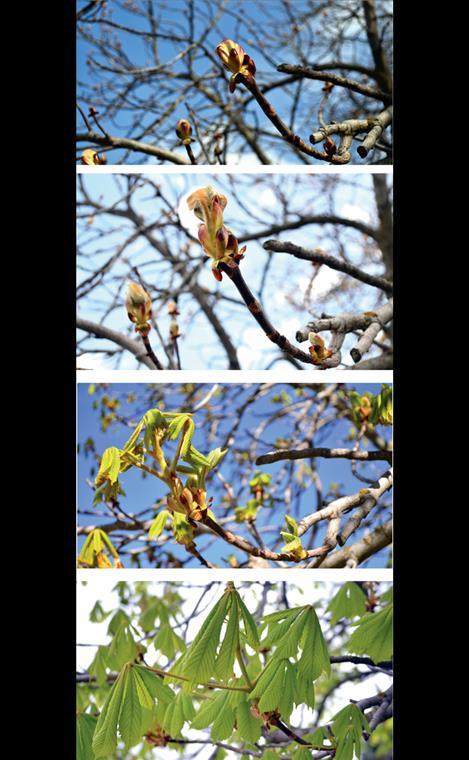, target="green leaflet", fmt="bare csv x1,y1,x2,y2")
297,606,331,681
174,591,230,684
95,447,121,486
272,607,309,660
149,509,170,540
76,713,97,760
278,660,295,719
211,700,236,742
164,691,196,736
261,606,304,627
236,593,259,650
88,645,109,687
291,749,313,760
235,697,262,744
327,583,367,625
118,666,144,748
191,690,230,729
207,447,228,469
133,666,174,703
293,665,315,710
249,658,287,713
132,667,155,710
348,601,393,662
107,609,131,635
215,594,239,680
143,409,167,451
122,418,145,452
92,664,129,757
183,444,211,467
332,704,370,760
